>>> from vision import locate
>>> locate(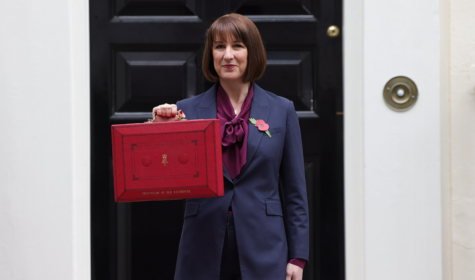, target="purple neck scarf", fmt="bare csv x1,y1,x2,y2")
216,84,254,180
